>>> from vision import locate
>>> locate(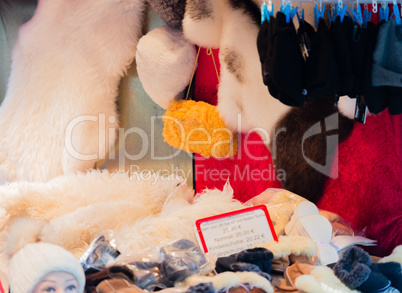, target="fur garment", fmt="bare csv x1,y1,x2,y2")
136,26,196,109
182,0,291,140
273,98,355,203
333,246,372,289
0,170,190,231
255,236,317,260
192,49,283,202
295,266,359,293
180,271,274,293
0,0,146,182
